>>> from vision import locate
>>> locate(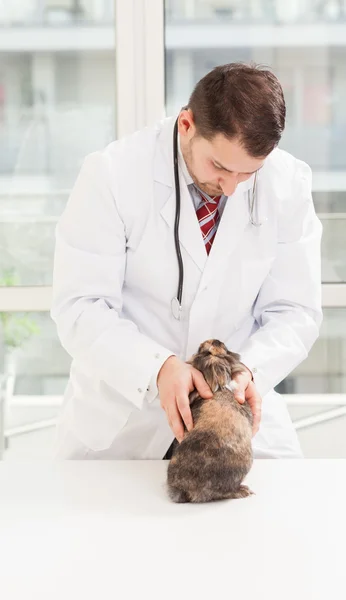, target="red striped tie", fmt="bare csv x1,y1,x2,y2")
196,192,221,254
